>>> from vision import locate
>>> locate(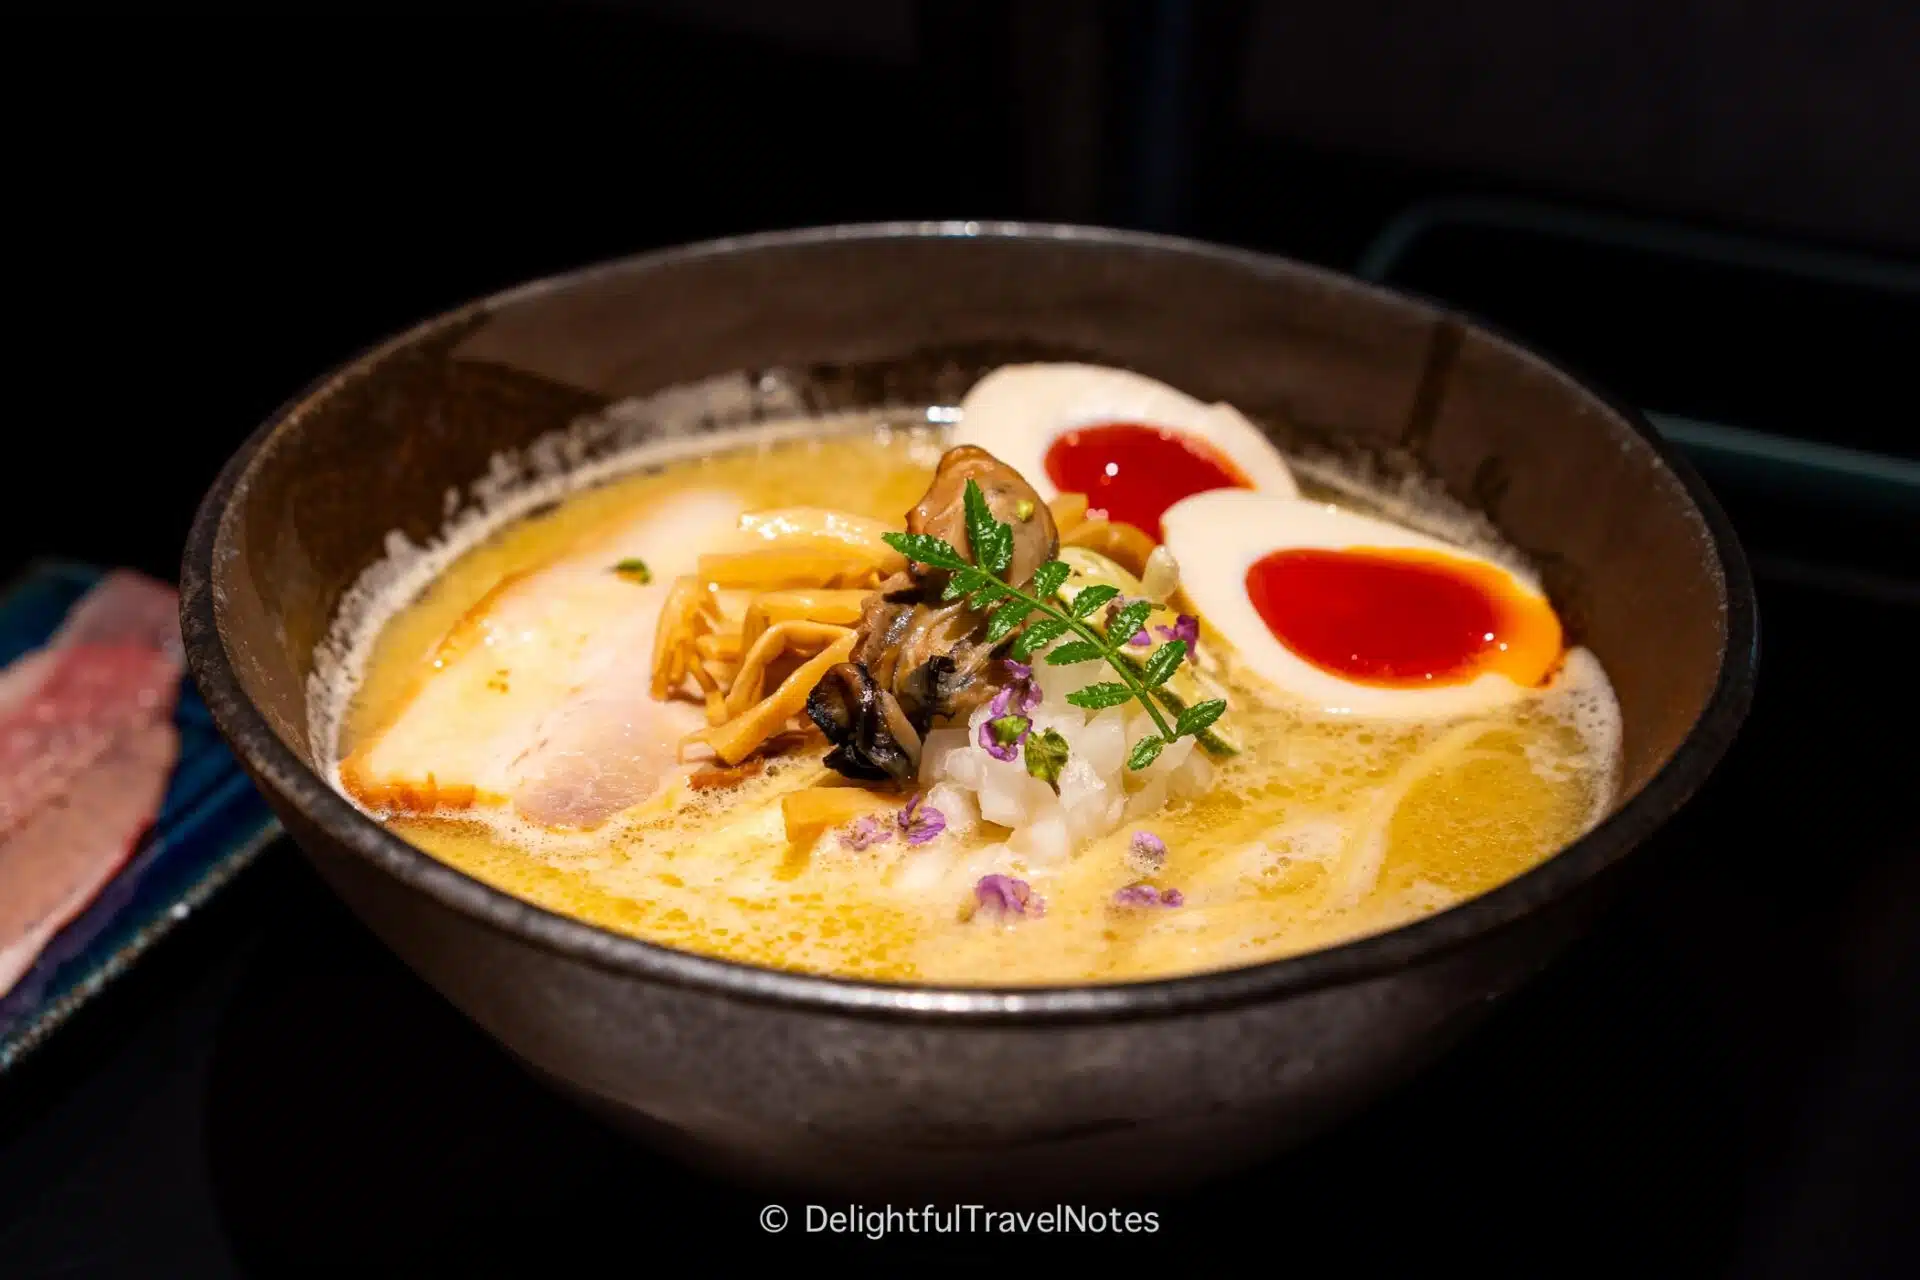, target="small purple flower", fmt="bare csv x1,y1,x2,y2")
975,874,1045,919
898,793,947,845
979,711,1031,762
1128,830,1168,873
839,816,893,851
1112,881,1184,909
1154,614,1200,650
996,659,1042,713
